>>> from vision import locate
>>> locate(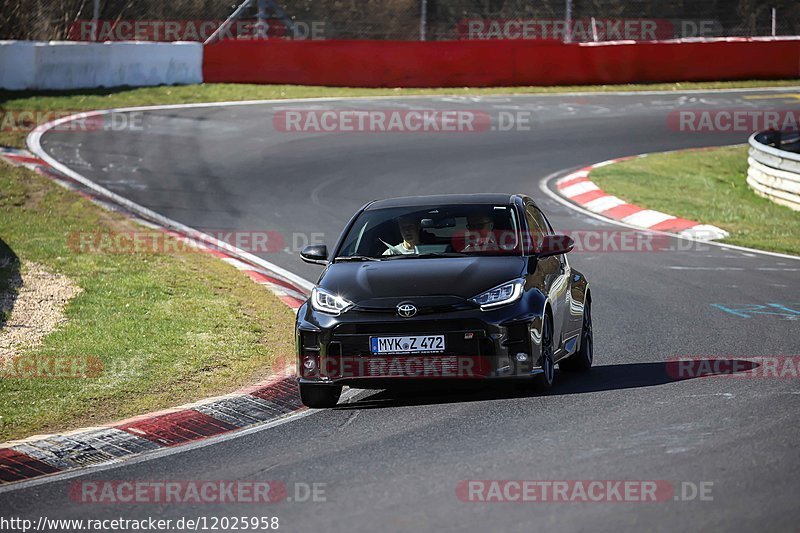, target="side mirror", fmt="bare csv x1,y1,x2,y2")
300,245,328,265
538,234,574,258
